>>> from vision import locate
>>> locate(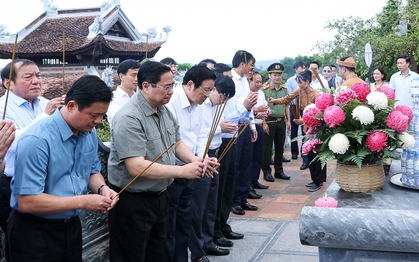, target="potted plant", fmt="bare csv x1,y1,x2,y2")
302,83,415,192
